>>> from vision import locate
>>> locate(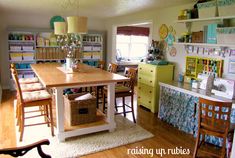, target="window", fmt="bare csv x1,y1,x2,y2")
116,35,149,61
